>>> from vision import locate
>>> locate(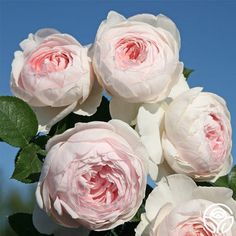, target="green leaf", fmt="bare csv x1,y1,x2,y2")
12,143,43,183
213,175,229,187
130,203,145,223
0,96,38,148
195,181,214,187
86,96,111,122
8,213,52,236
89,222,138,236
32,135,50,154
229,166,236,199
183,67,194,80
48,112,79,136
213,165,236,200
